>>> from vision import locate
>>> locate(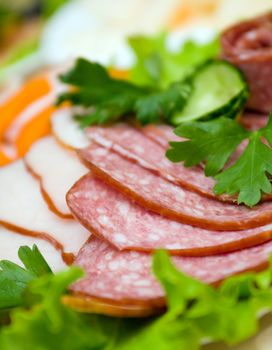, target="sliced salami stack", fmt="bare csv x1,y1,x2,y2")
65,119,272,317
